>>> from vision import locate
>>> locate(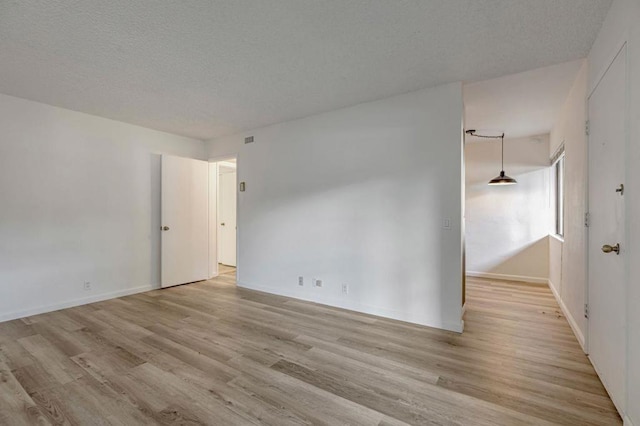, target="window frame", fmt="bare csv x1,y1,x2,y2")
553,152,565,238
